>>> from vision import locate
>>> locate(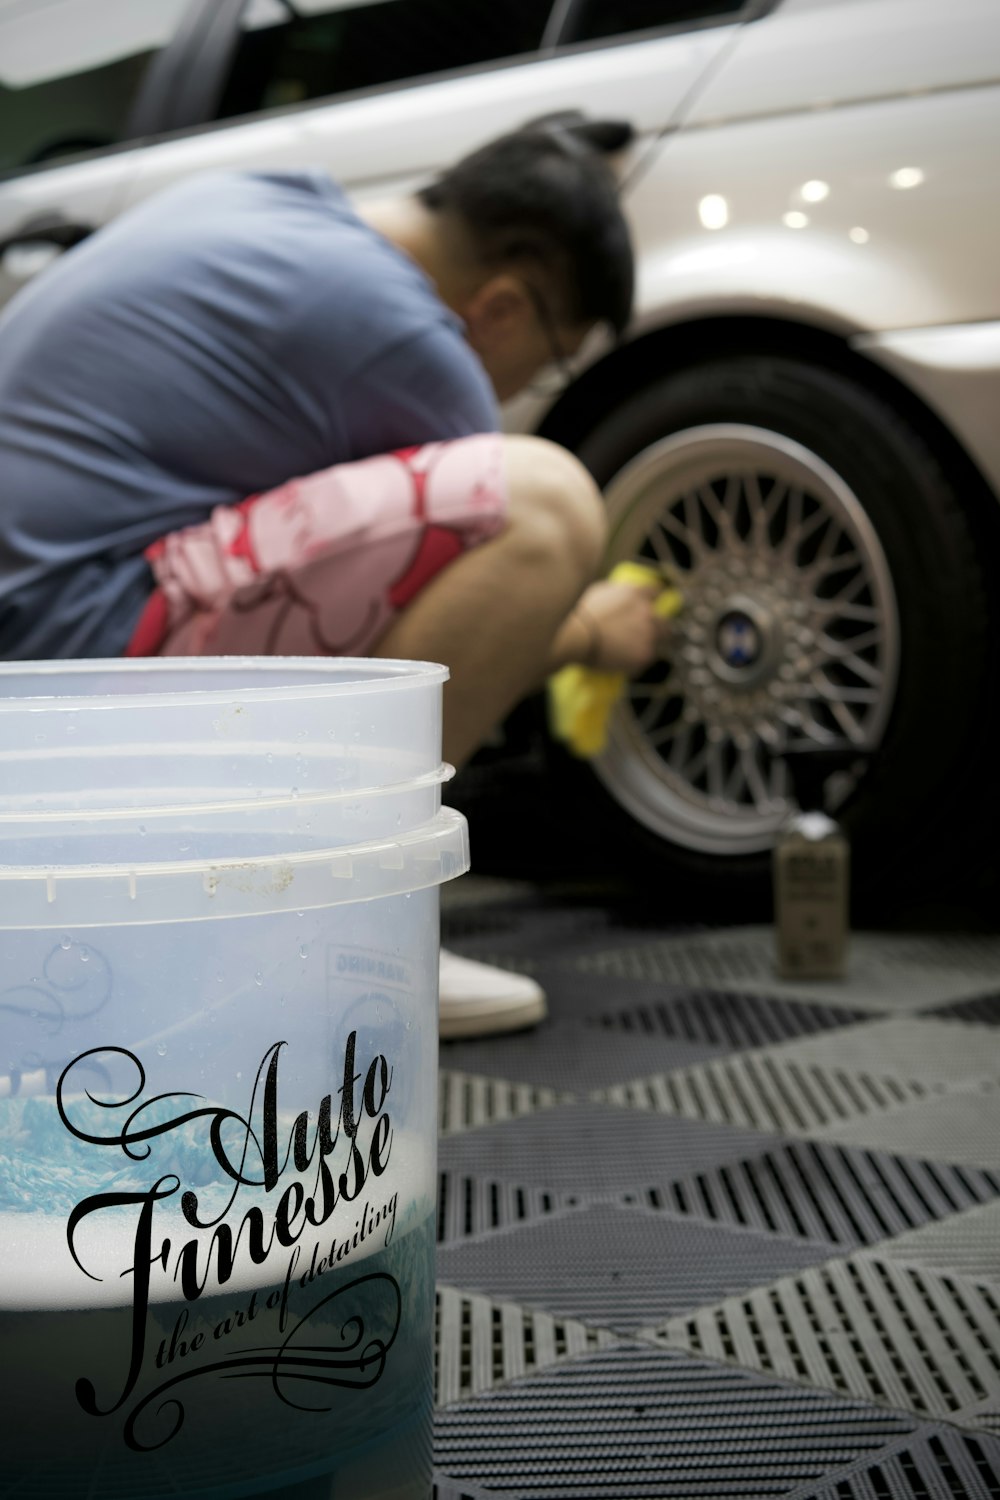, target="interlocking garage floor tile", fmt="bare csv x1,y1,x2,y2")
589,984,874,1047
433,1342,919,1499
595,1050,931,1135
756,1017,1000,1089
437,1170,575,1244
437,1099,776,1194
929,990,1000,1026
873,1197,1000,1282
810,1080,1000,1165
438,1070,573,1136
792,1425,1000,1500
576,927,1000,1012
617,1138,1000,1248
652,1252,1000,1429
441,1019,723,1090
429,880,1000,1494
435,1200,842,1333
434,1284,617,1406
